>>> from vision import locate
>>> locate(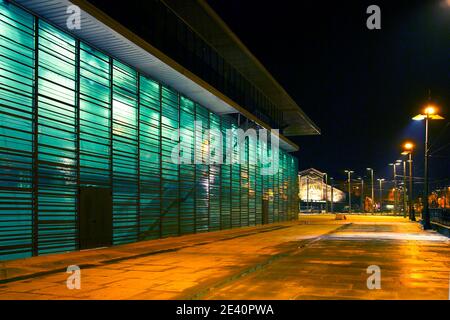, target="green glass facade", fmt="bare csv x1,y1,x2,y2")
0,1,299,261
